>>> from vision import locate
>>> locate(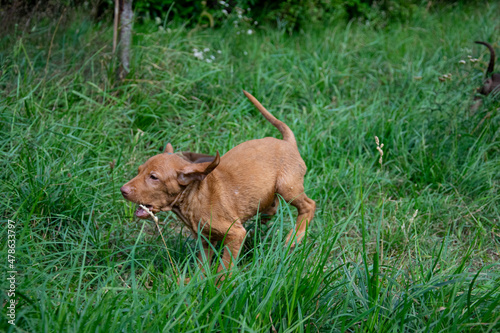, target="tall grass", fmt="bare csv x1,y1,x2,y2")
1,3,499,332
